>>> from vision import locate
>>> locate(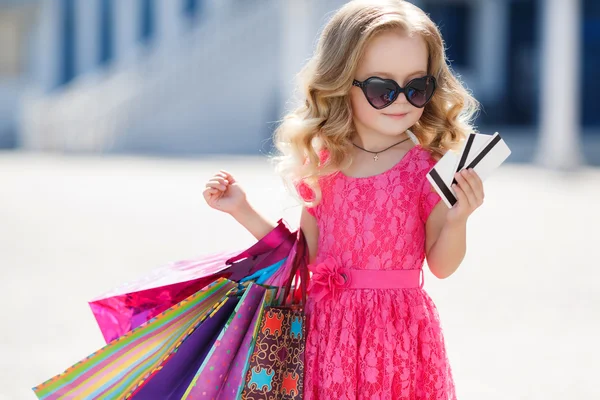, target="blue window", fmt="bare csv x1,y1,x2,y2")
183,0,202,22
59,0,76,86
421,2,472,69
583,0,600,126
140,0,155,44
99,0,113,65
505,0,539,126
